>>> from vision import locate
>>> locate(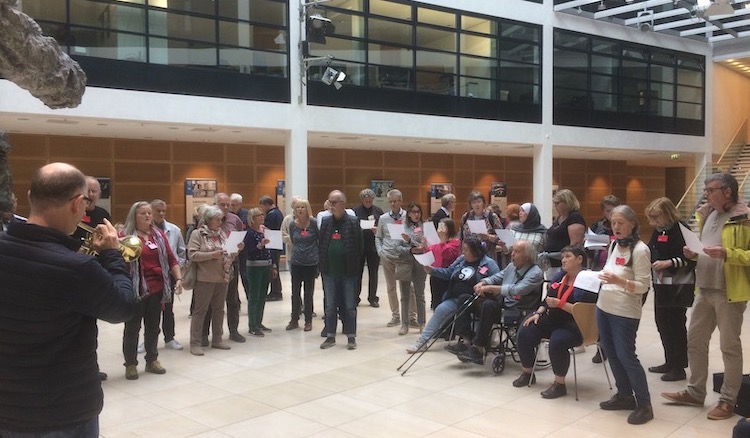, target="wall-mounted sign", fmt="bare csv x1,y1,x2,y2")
185,178,217,227
430,183,453,216
370,180,394,212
